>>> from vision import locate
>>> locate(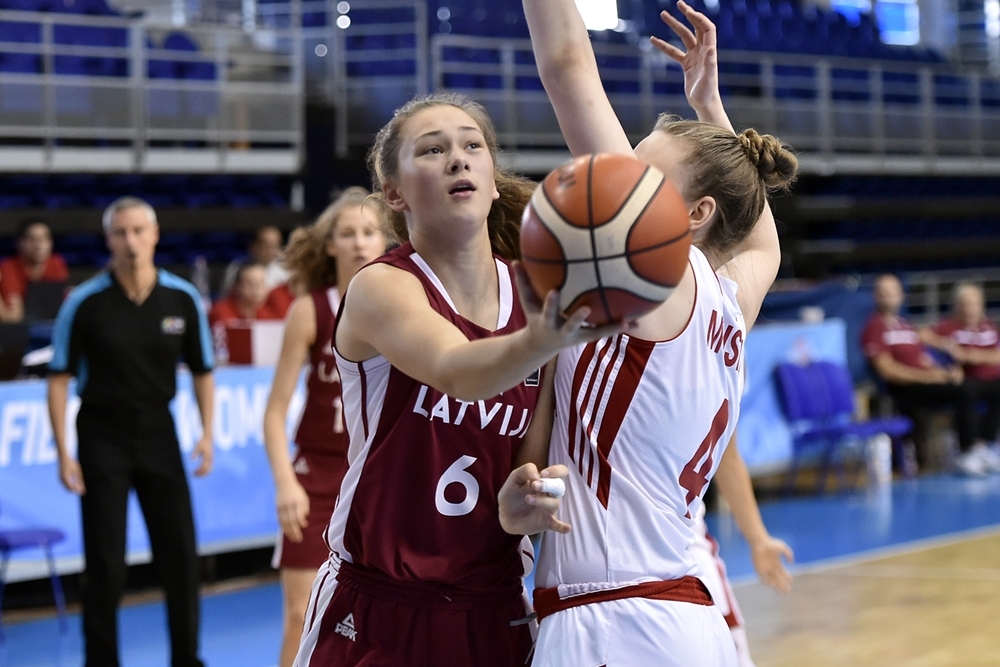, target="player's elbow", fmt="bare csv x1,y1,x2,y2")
435,376,489,404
